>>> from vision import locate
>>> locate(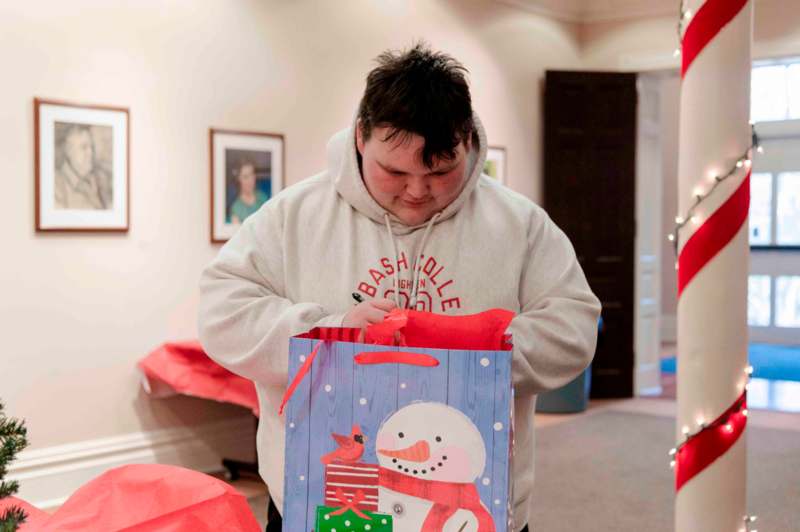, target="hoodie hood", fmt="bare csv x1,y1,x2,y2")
327,112,489,236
